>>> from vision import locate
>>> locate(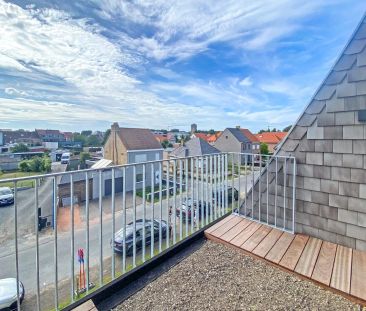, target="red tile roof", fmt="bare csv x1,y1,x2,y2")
207,131,222,143
255,132,288,144
193,133,210,142
240,129,259,142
